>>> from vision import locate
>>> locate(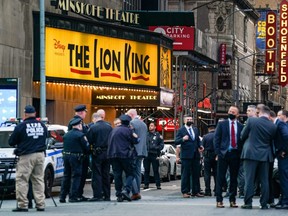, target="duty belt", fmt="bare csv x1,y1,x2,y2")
62,152,83,157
